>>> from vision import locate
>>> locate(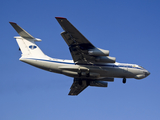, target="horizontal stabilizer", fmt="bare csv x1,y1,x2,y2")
9,22,34,39
10,22,45,58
